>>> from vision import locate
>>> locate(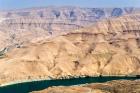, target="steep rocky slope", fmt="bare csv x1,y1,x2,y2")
0,7,140,50
0,14,140,84
32,80,140,93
